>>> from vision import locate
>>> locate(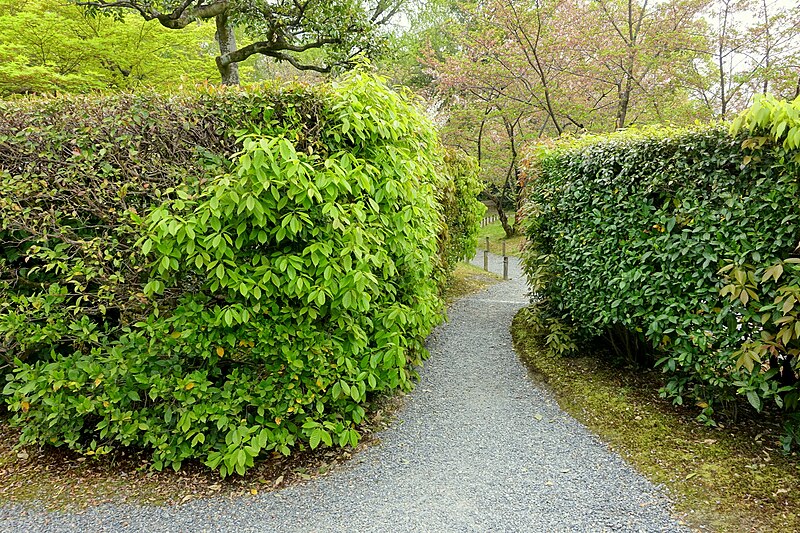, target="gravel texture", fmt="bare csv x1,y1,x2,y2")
0,254,690,533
